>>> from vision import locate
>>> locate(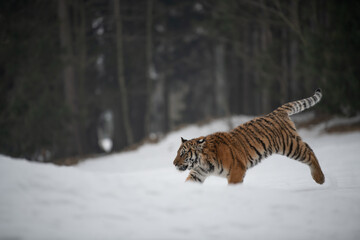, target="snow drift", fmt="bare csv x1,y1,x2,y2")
1,116,360,240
